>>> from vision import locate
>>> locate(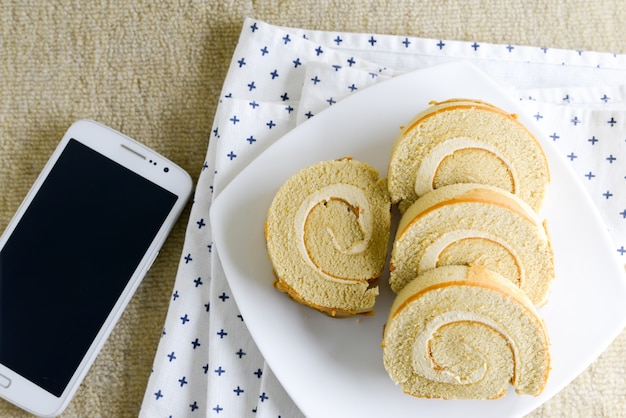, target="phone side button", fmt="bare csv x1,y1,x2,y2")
0,374,11,388
147,251,160,271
